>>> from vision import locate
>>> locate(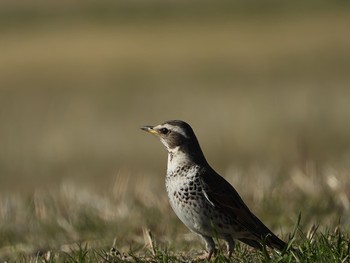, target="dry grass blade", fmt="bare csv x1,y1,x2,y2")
143,227,156,256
